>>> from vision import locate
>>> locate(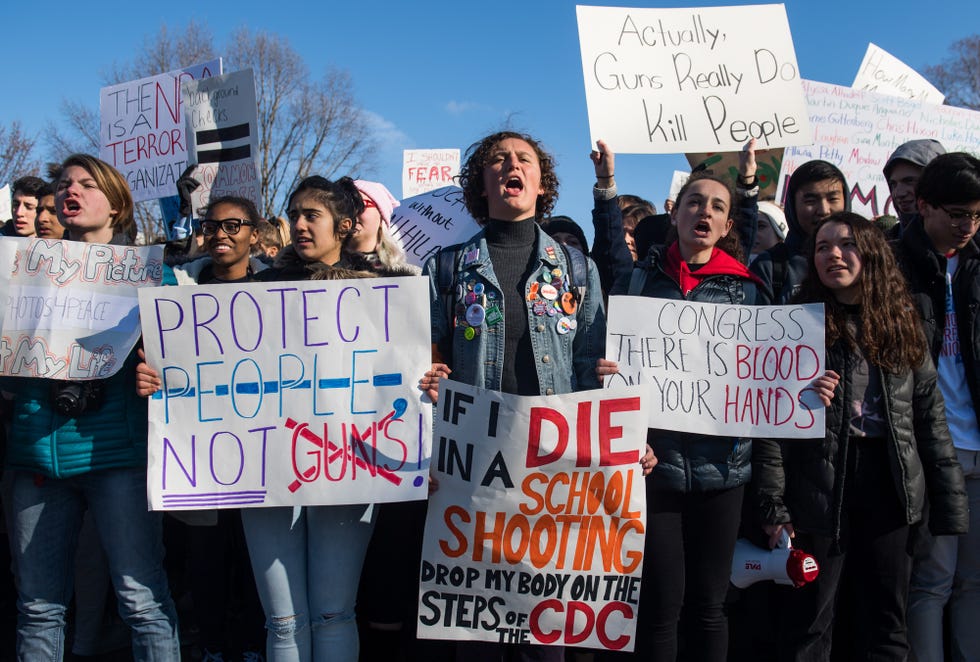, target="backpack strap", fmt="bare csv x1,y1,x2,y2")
556,242,588,303
769,243,788,302
435,243,464,365
627,265,648,296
